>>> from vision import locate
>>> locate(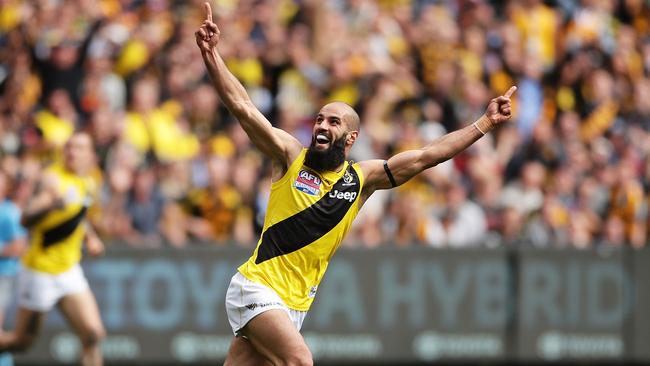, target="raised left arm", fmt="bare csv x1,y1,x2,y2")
361,86,517,192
